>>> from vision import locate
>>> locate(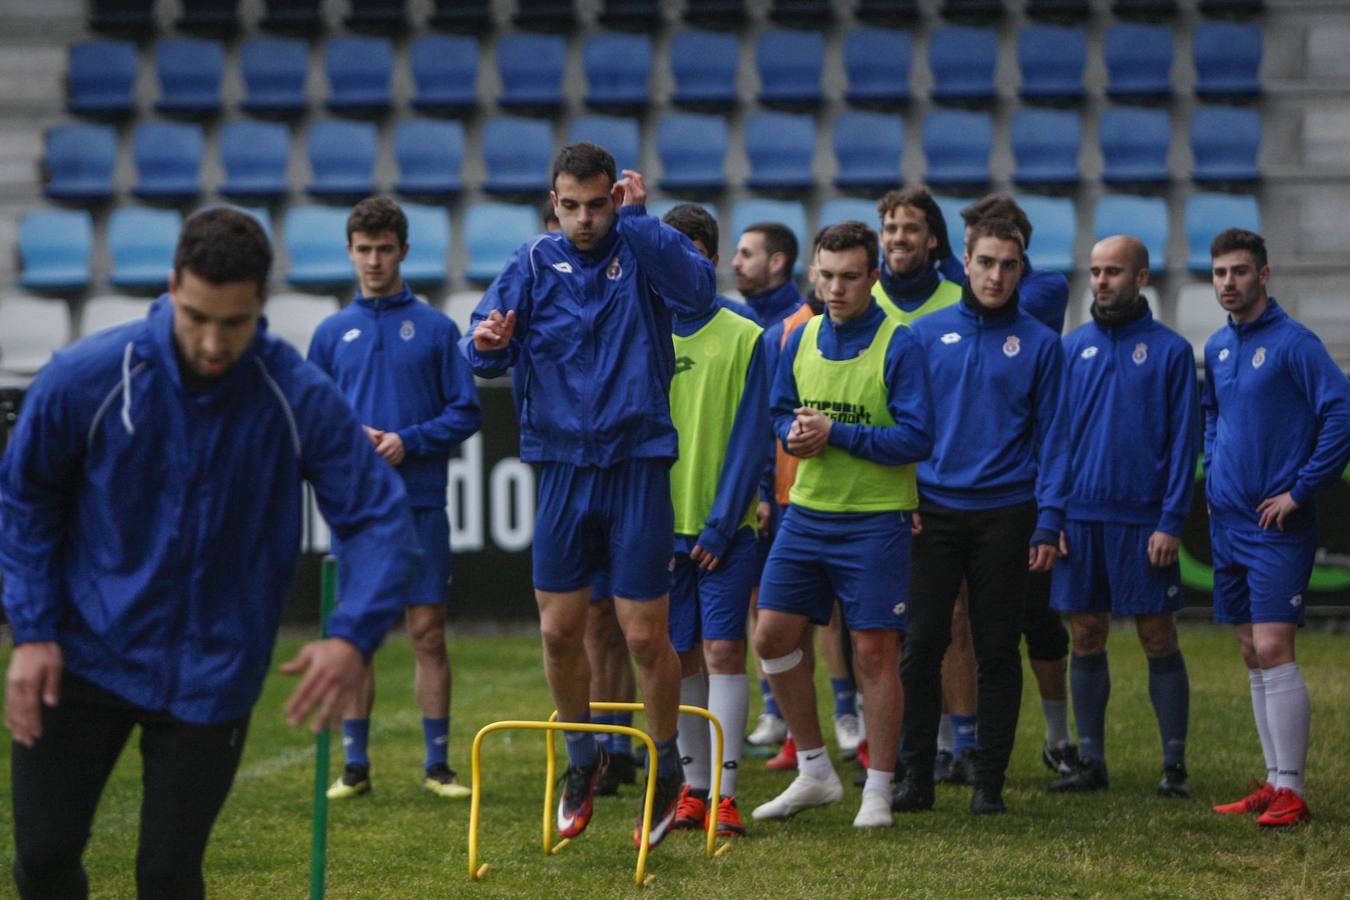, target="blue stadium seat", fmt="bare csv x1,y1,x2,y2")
345,0,408,33
1194,22,1262,100
401,203,451,285
482,117,553,195
132,122,206,200
843,28,912,108
497,32,566,112
394,119,464,197
0,295,74,379
465,203,538,282
410,35,479,115
219,121,291,200
43,124,117,202
1011,108,1081,188
1015,195,1076,273
154,38,225,115
670,30,738,109
177,0,241,34
1185,193,1260,273
731,199,807,273
929,27,998,105
658,113,727,192
109,208,183,291
240,37,309,115
584,32,651,112
1100,106,1171,187
746,112,815,191
756,30,824,108
67,40,138,118
284,206,352,287
1105,24,1173,102
306,120,379,197
922,110,993,188
89,0,155,36
325,36,393,113
833,111,903,192
18,208,93,292
568,116,640,174
260,0,322,34
1191,105,1261,186
819,197,878,228
1094,195,1167,271
1018,25,1085,104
